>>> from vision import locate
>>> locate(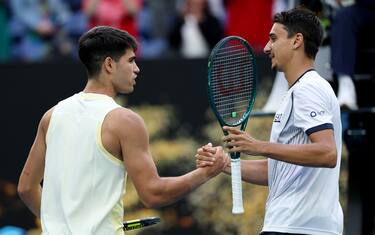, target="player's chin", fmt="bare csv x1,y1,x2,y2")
127,87,135,93
119,86,134,94
271,62,278,70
